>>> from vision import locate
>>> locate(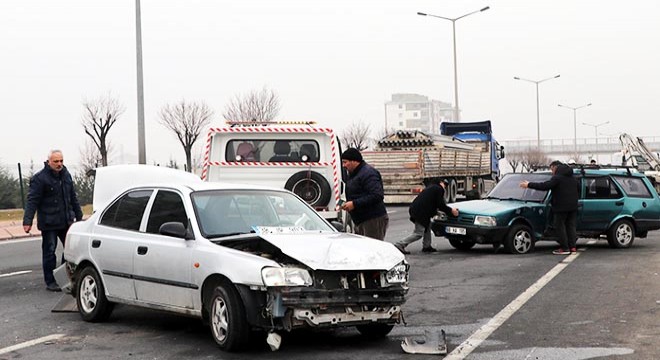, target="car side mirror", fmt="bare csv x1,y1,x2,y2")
330,221,345,232
159,221,194,240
